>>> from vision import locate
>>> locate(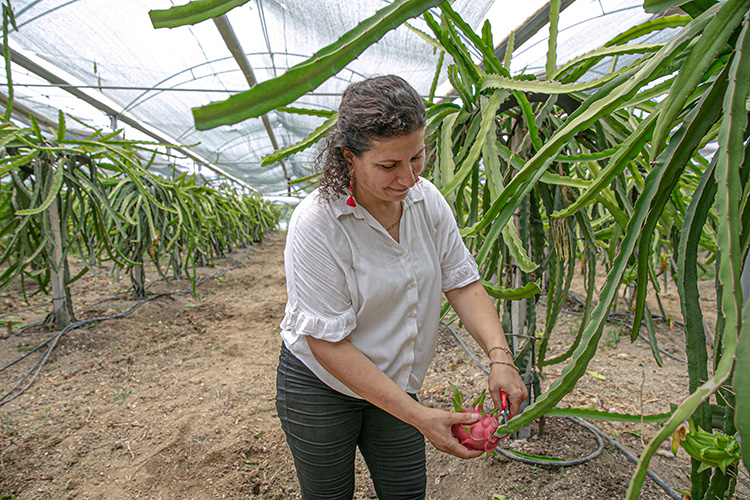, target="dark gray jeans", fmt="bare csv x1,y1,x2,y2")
275,344,427,500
